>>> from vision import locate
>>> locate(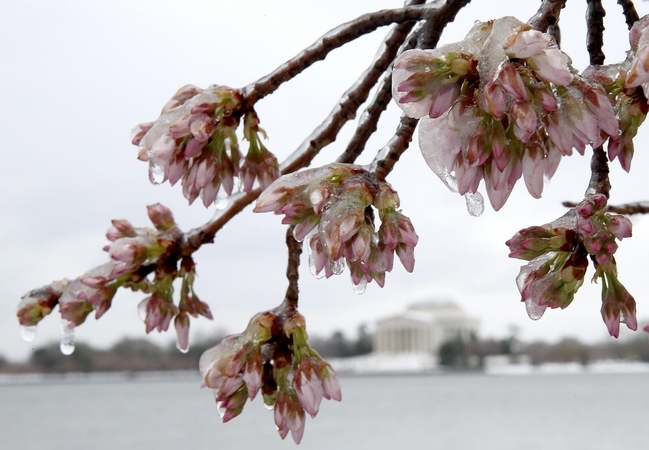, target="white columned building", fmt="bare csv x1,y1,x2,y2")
373,301,479,356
